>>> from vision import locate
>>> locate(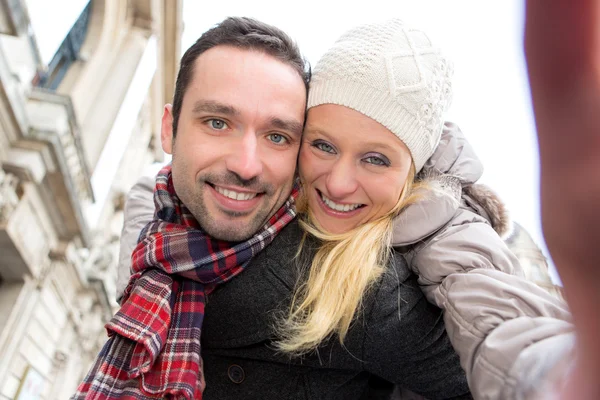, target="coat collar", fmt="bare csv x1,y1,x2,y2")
392,122,509,246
